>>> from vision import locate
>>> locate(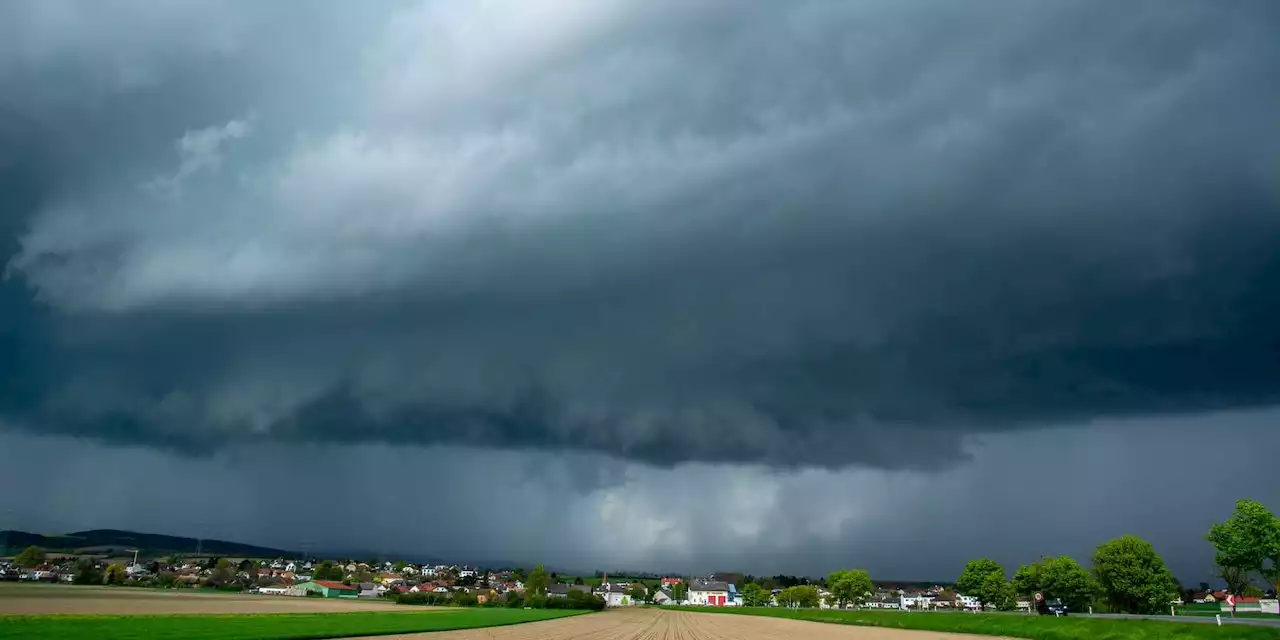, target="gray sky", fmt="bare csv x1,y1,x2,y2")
2,0,1279,583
